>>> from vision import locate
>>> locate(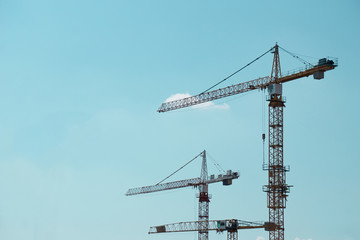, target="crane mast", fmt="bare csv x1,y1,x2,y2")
199,151,209,240
262,44,291,240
